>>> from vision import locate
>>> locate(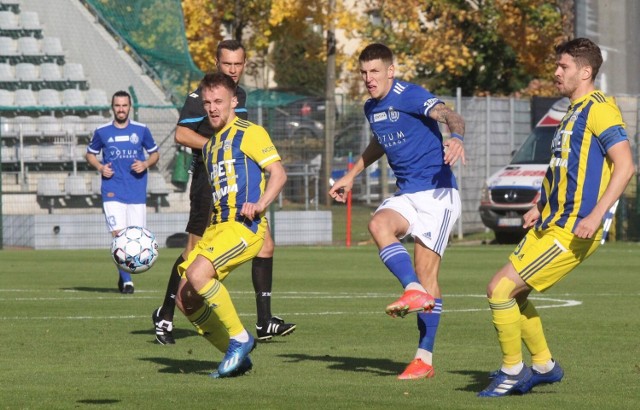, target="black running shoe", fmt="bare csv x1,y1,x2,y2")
152,308,175,345
122,282,134,294
255,316,296,341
